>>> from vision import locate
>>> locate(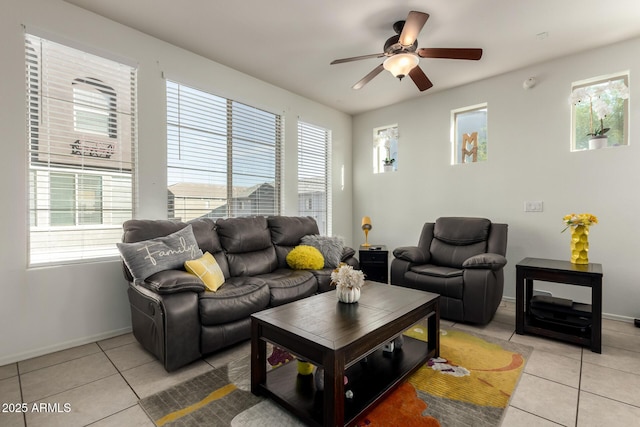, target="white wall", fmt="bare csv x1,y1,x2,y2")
353,36,640,321
0,0,353,365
